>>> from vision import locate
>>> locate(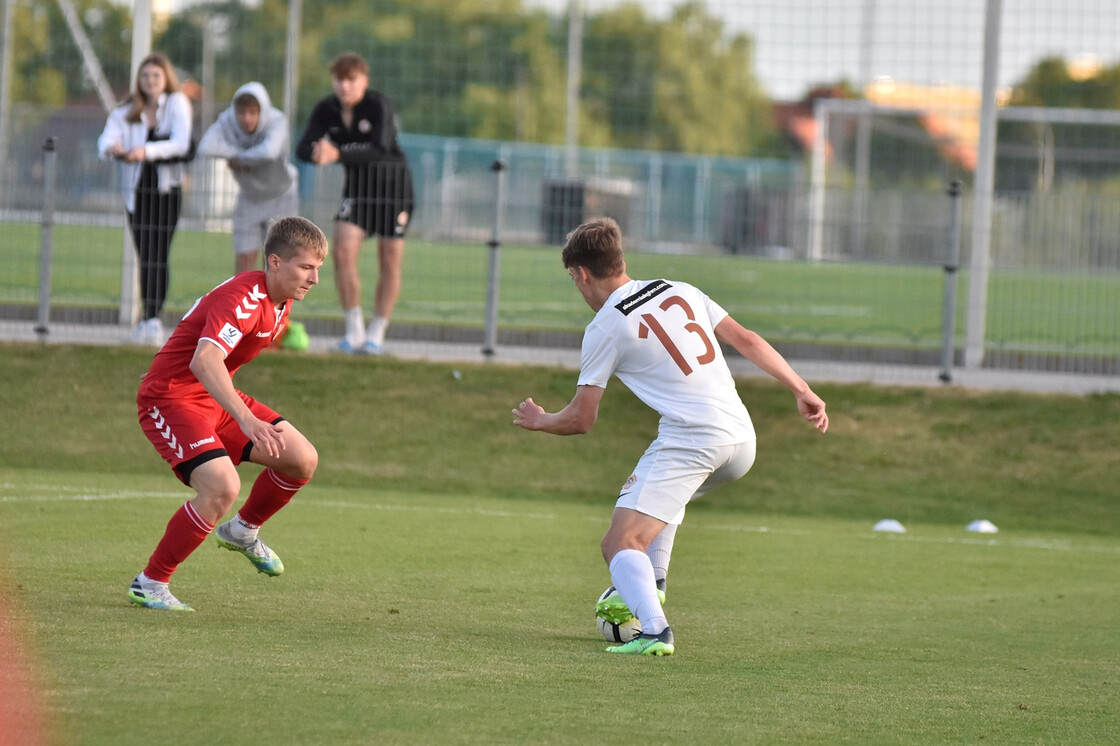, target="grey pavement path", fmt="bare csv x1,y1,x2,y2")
3,319,1118,396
